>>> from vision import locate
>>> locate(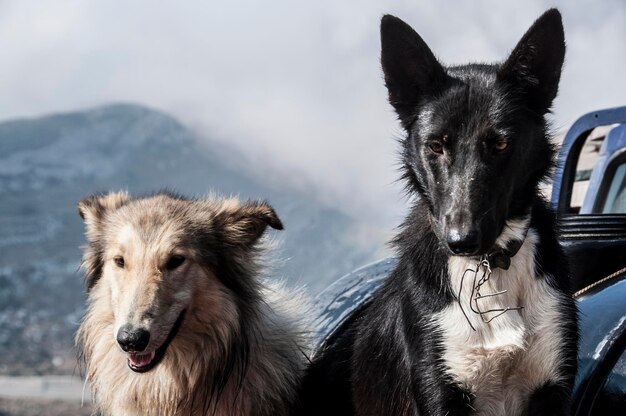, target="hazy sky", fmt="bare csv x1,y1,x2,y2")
0,0,624,226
